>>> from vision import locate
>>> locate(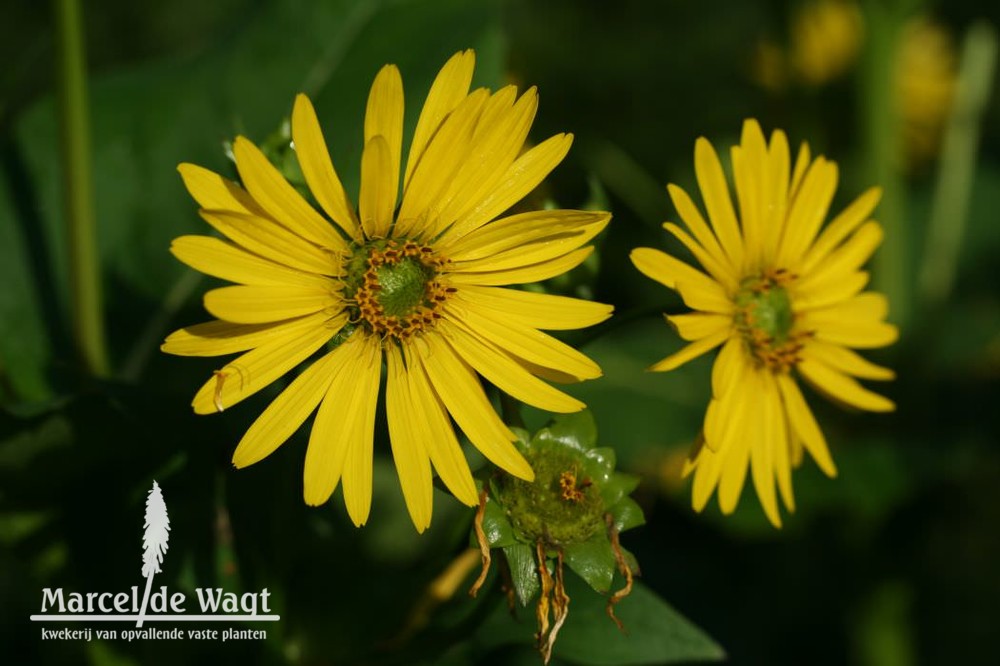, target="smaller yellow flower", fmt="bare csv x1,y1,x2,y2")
631,120,897,527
